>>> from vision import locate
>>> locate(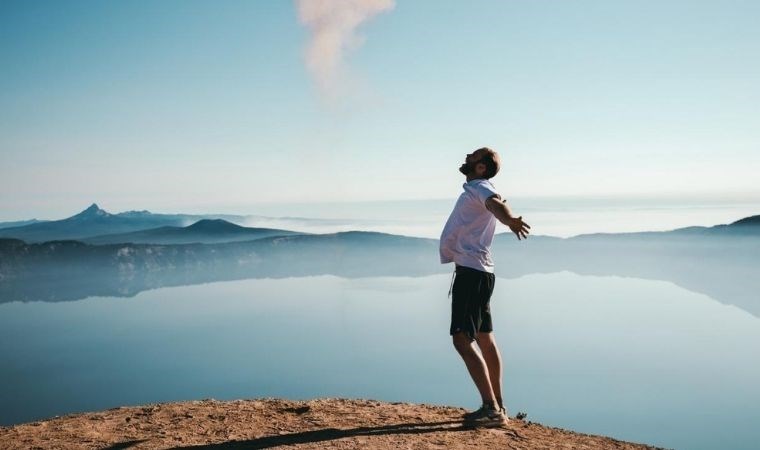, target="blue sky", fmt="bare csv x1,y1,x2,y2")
1,0,759,220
